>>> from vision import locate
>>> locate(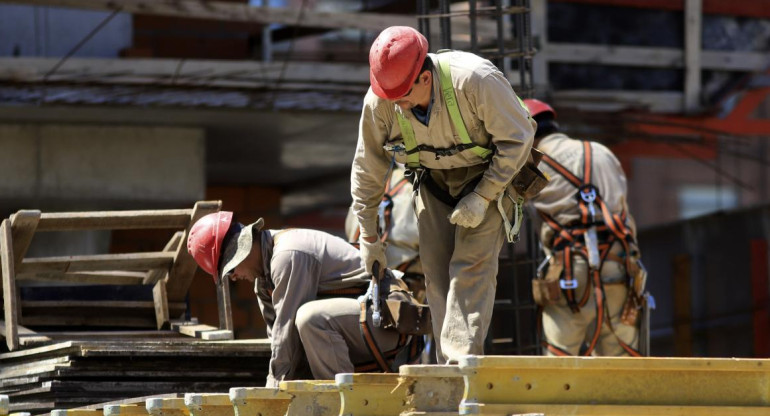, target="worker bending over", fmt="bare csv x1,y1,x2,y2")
351,26,535,363
187,212,424,386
